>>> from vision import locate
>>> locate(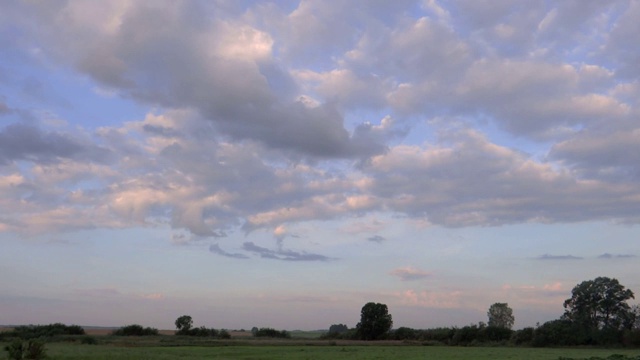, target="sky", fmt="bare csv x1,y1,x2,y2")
1,0,640,331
